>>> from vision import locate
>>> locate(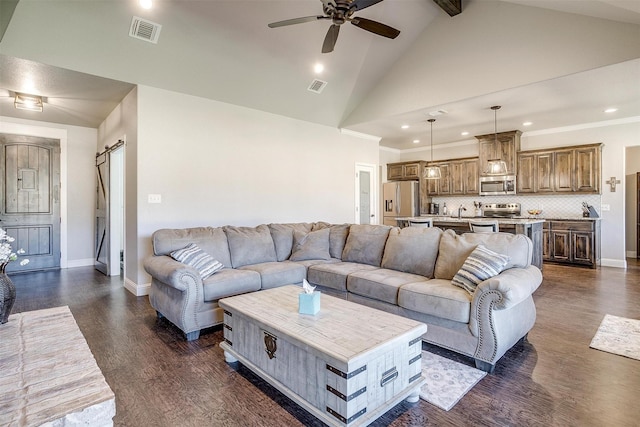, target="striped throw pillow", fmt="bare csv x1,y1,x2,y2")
170,243,223,280
451,245,510,295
